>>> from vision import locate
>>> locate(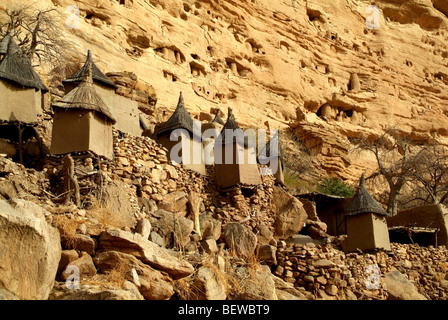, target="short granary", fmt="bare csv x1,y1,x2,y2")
343,174,391,252
63,50,141,136
258,130,284,184
50,63,116,159
156,92,206,175
214,108,262,189
0,35,47,124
